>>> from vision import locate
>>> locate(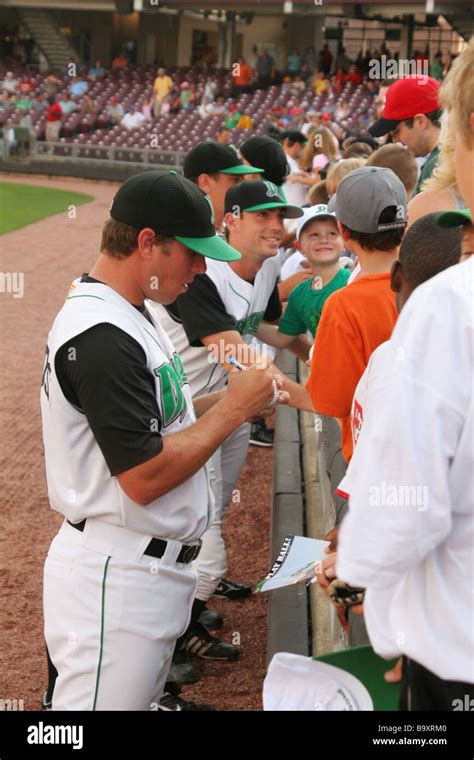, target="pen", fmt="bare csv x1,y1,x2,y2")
227,356,246,371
